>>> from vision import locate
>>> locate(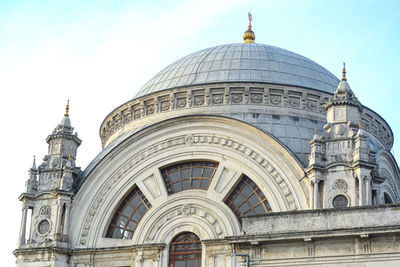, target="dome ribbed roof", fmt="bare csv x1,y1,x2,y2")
136,43,340,97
